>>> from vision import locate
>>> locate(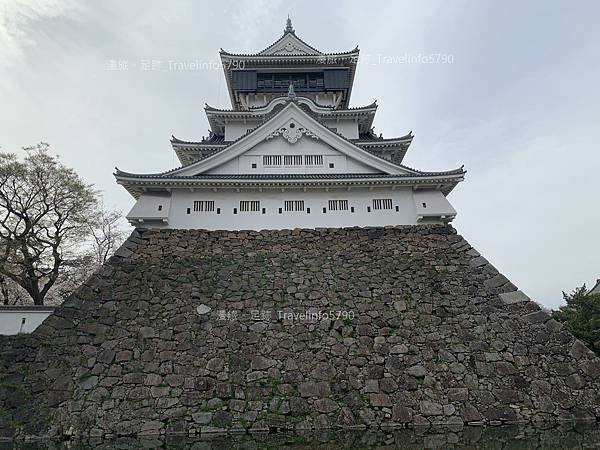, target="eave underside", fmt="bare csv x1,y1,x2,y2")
116,173,465,200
